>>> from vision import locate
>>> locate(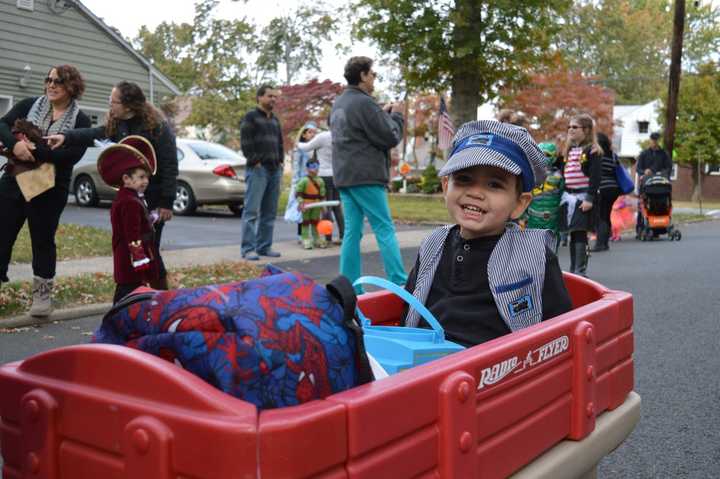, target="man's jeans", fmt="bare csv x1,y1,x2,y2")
241,165,281,256
339,185,407,293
